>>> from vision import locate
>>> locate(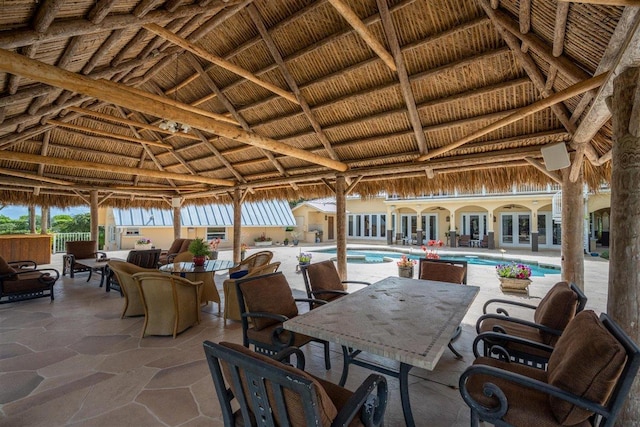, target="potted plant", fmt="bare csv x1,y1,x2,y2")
188,238,210,266
134,238,152,250
284,238,289,246
397,255,416,278
297,252,312,266
290,231,300,246
496,262,532,293
254,232,273,247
